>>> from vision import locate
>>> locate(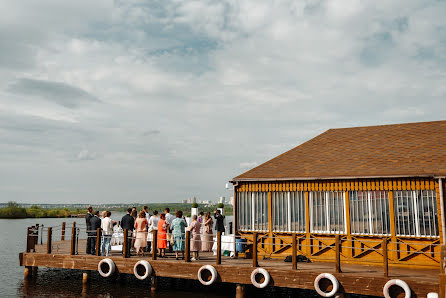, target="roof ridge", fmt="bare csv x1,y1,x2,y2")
330,119,446,131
